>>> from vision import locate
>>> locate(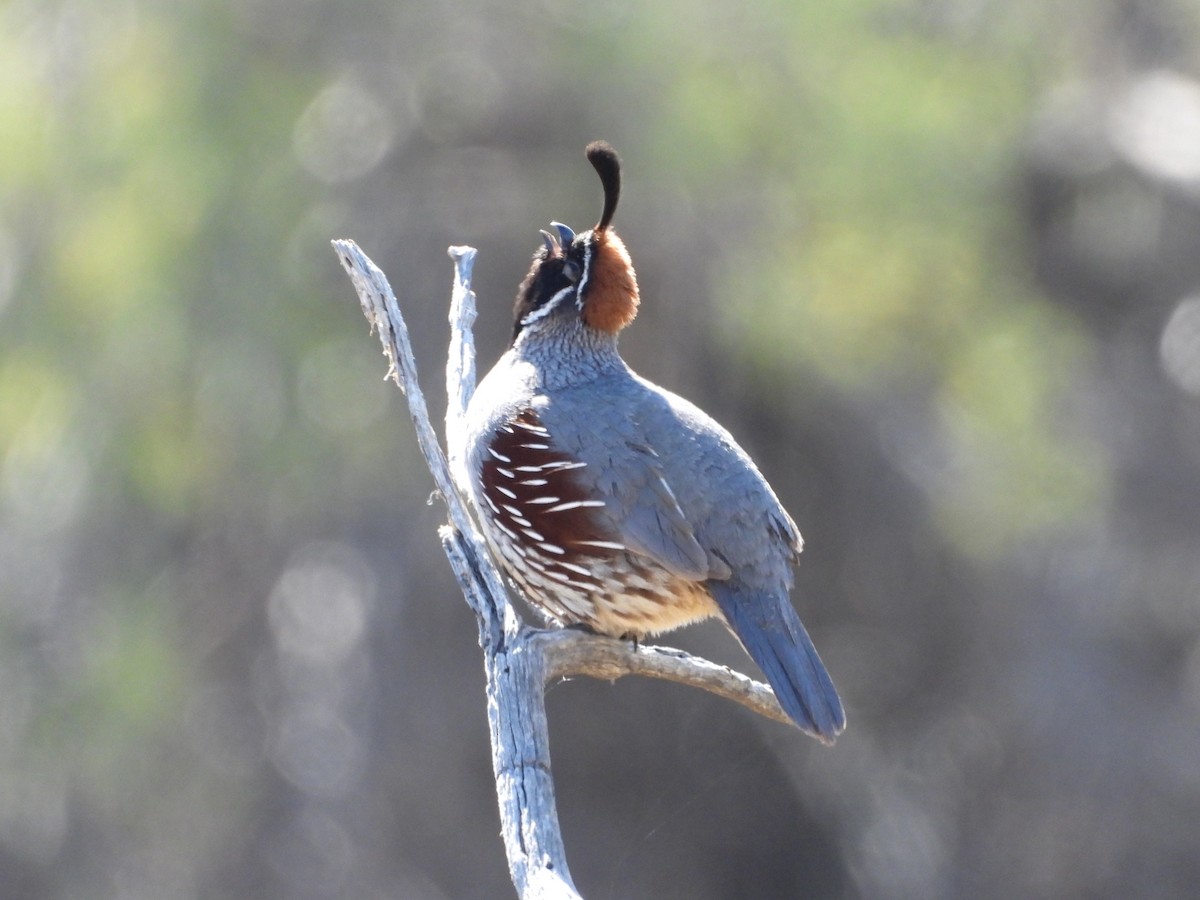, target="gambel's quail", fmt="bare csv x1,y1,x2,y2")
454,142,845,743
